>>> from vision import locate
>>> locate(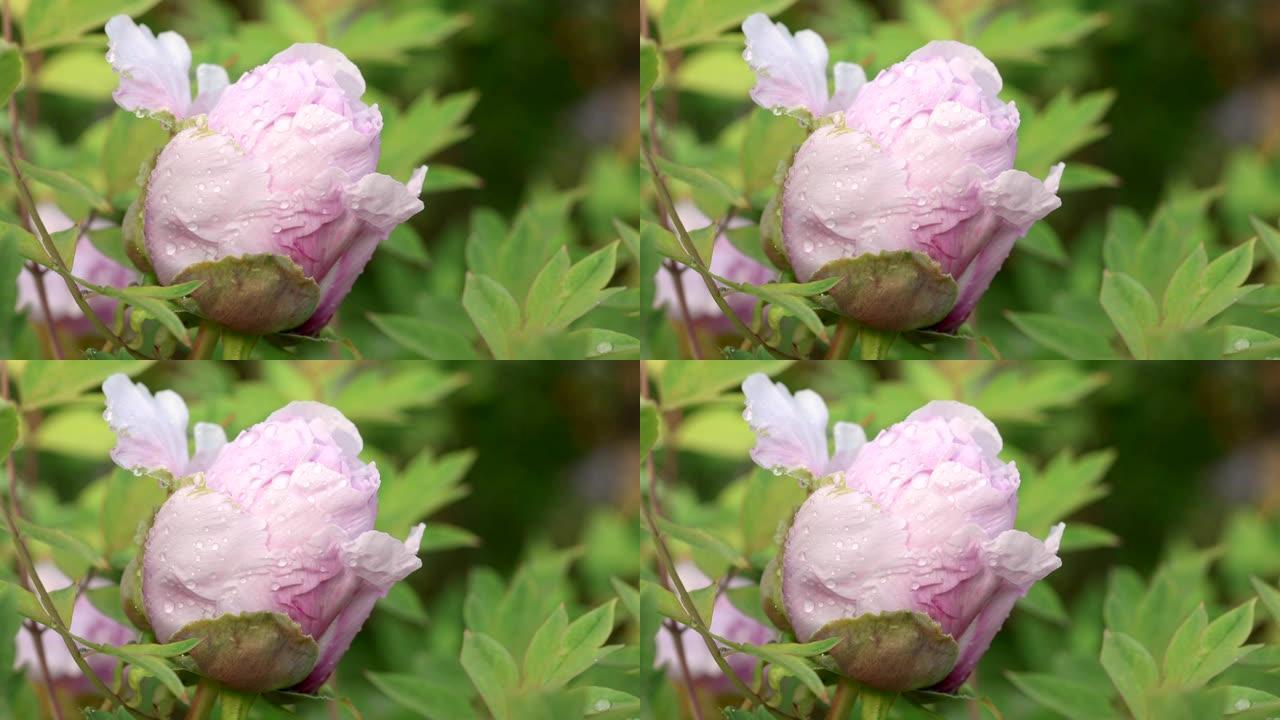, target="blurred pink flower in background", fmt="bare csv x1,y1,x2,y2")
742,374,1062,691
743,15,1063,331
15,204,137,334
106,16,426,334
102,374,423,692
653,561,774,692
653,202,775,332
13,563,135,693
